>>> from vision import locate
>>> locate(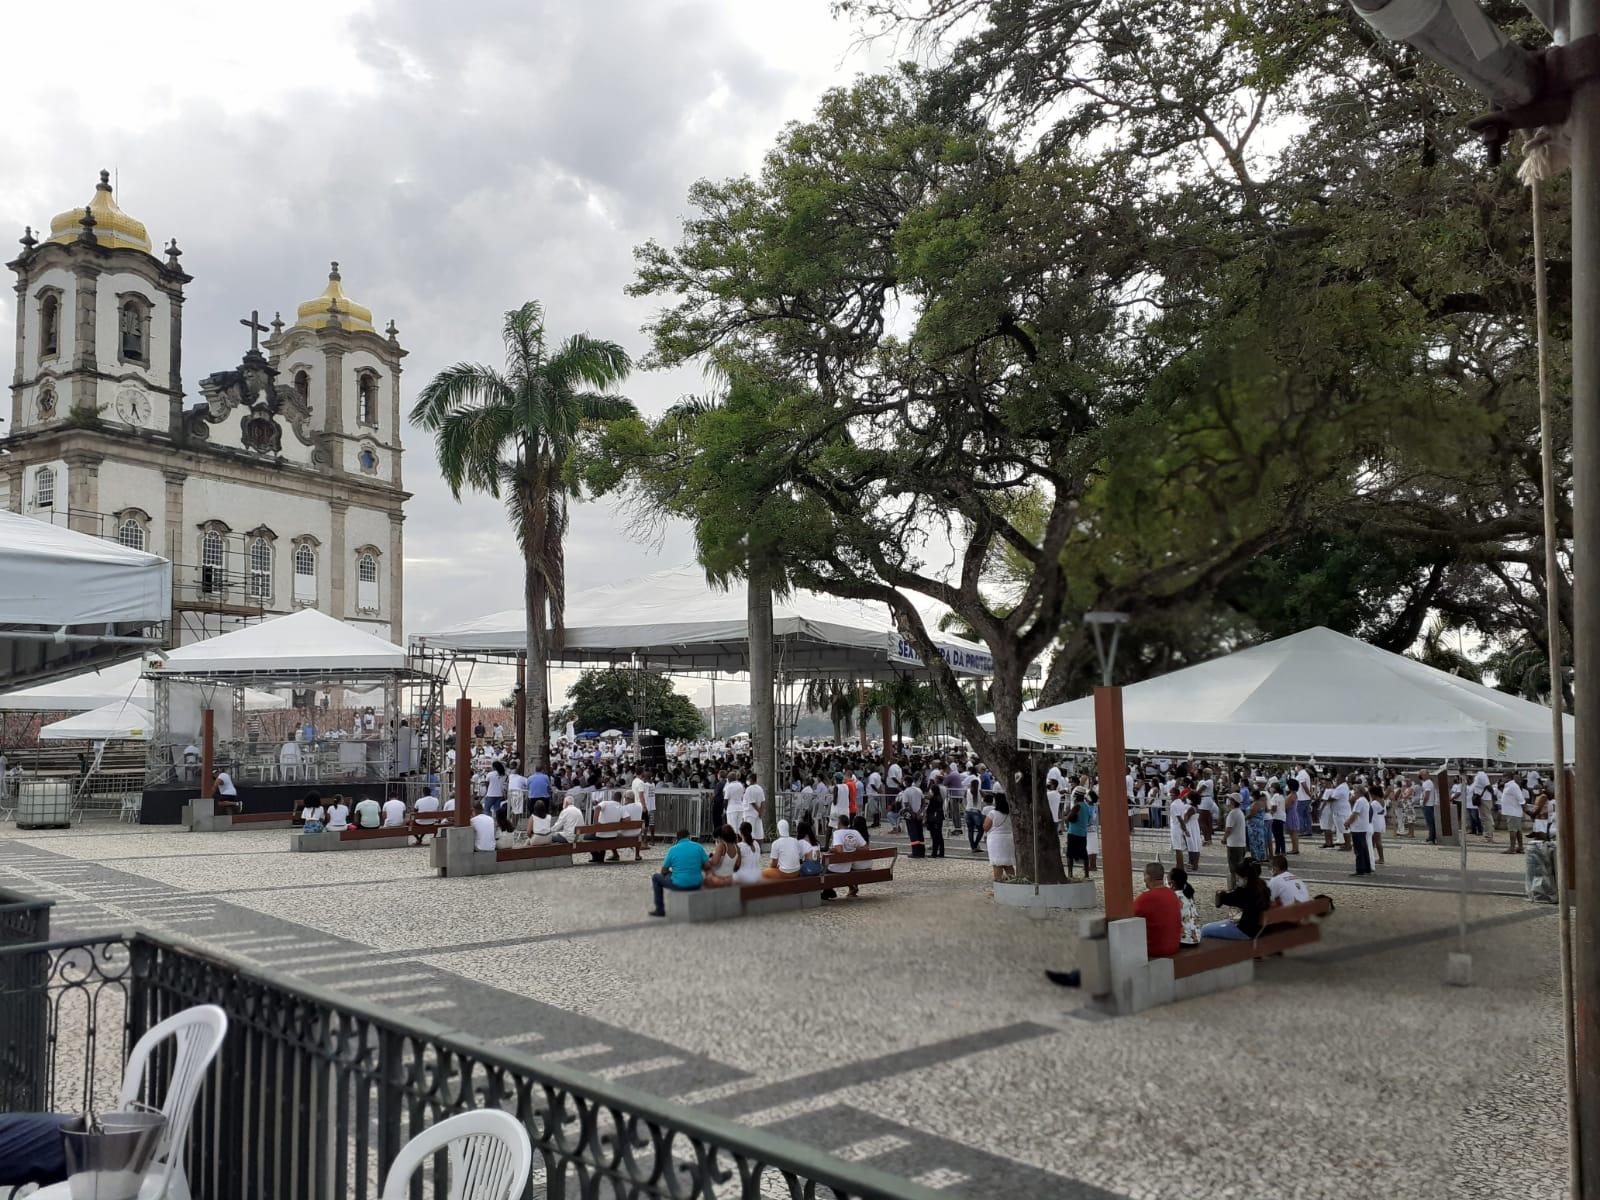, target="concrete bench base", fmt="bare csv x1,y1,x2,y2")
1080,914,1261,1015
664,880,827,923
432,827,575,877
183,798,294,833
292,829,412,852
